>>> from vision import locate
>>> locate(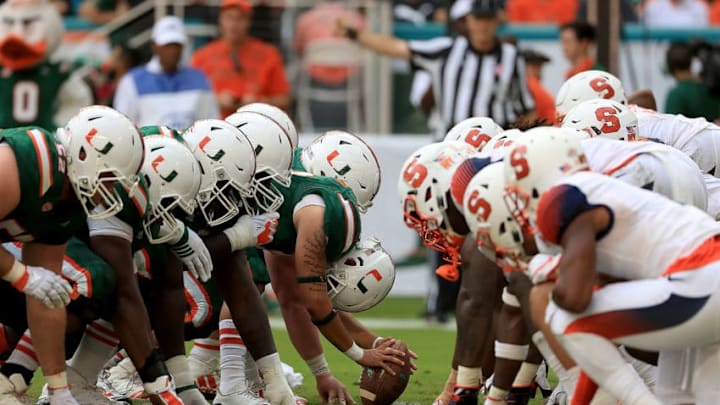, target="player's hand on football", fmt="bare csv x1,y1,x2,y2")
316,373,355,405
18,265,73,309
169,227,214,282
374,338,418,373
223,212,280,251
358,345,406,376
